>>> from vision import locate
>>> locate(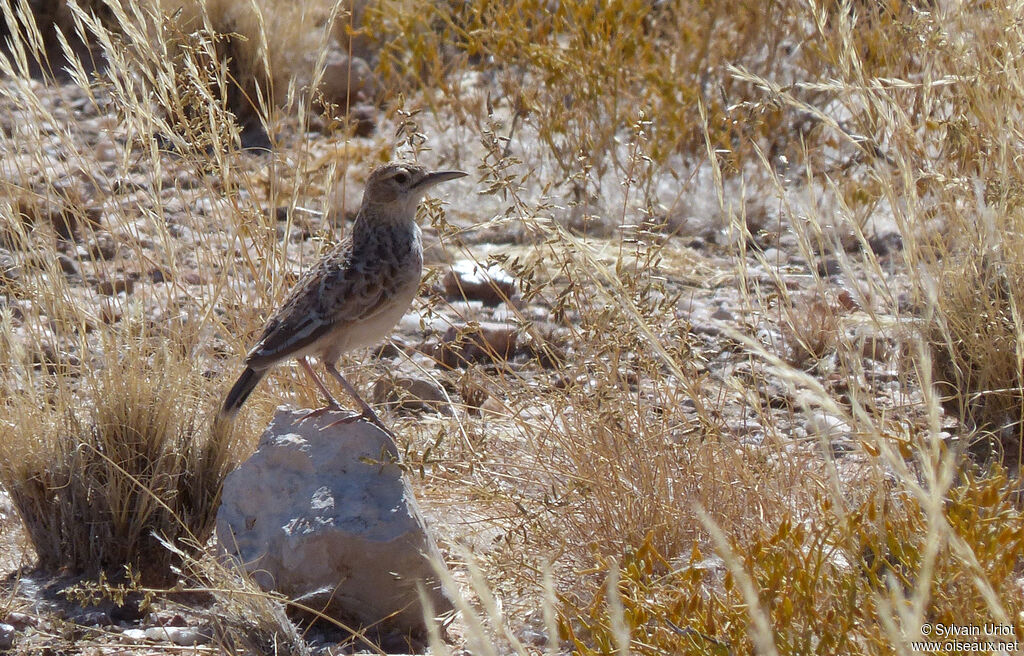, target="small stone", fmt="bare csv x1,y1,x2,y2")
815,257,842,277
5,612,34,630
443,260,517,306
84,231,118,260
181,270,205,285
868,231,903,256
372,376,452,415
761,247,786,264
316,48,376,109
836,288,860,311
0,623,13,649
121,628,147,643
856,331,892,362
805,412,851,440
57,253,79,275
0,249,20,282
435,322,518,368
349,103,377,137
144,626,208,646
479,395,506,418
95,276,134,296
710,306,734,322
34,342,81,373
98,297,122,324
